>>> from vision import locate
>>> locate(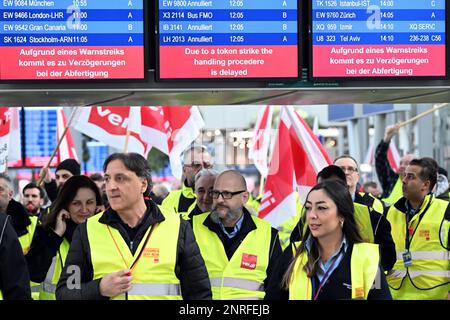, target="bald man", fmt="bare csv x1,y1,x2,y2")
191,170,282,300
375,124,415,204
